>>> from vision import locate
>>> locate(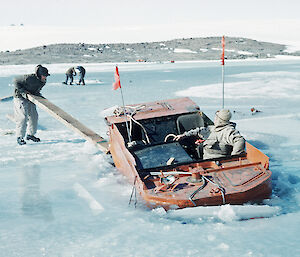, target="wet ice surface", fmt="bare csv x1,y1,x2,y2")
1,60,300,256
